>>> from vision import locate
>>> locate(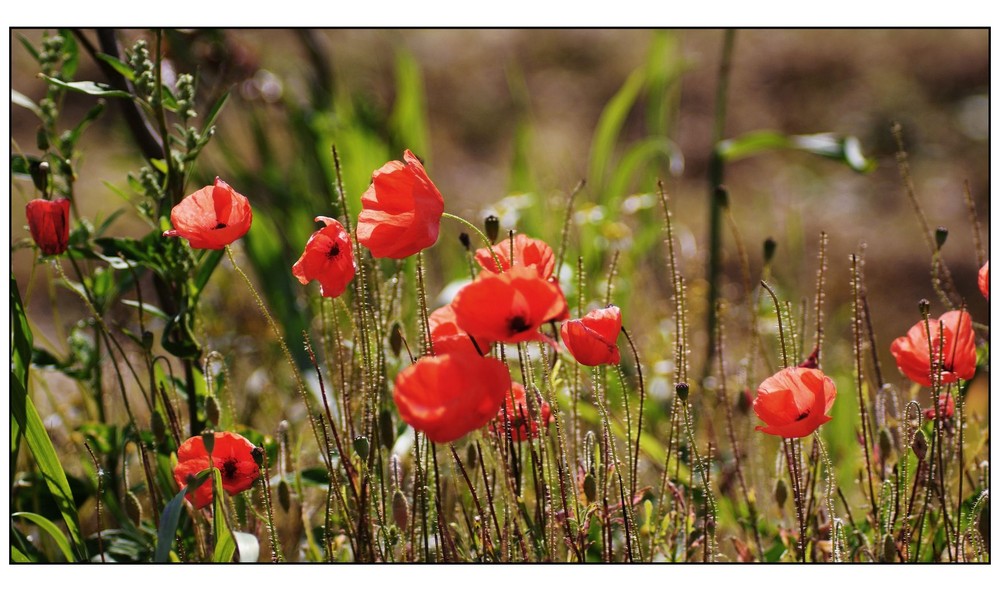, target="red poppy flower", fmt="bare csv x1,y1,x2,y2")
753,367,837,438
923,394,955,421
889,310,976,387
292,216,356,298
474,234,569,321
560,306,622,366
172,432,260,509
490,382,552,441
428,303,493,356
356,149,445,259
451,266,565,344
979,261,989,300
393,350,511,443
163,177,252,249
475,233,556,279
25,198,71,256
